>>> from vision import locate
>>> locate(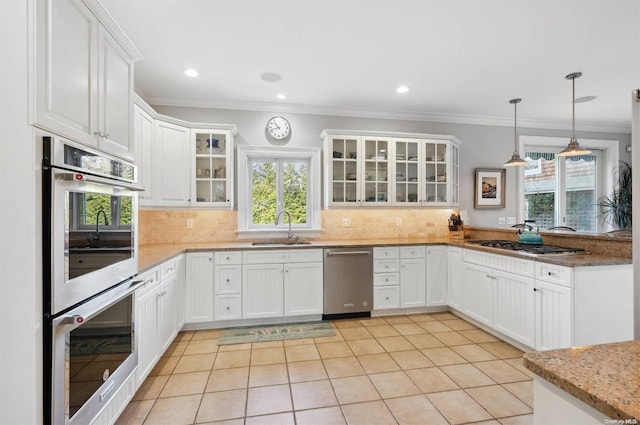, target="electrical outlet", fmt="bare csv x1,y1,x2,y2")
396,217,402,227
507,217,517,225
342,218,351,227
186,219,194,229
498,217,506,226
